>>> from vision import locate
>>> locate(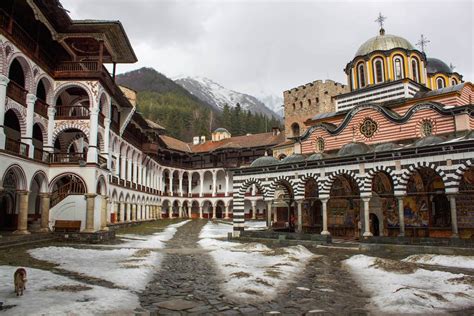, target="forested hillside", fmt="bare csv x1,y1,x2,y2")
116,68,281,141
